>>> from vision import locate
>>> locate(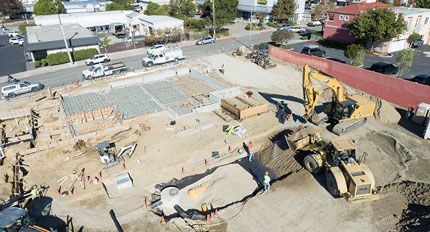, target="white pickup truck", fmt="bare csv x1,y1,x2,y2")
82,62,128,80
141,48,185,67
